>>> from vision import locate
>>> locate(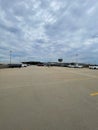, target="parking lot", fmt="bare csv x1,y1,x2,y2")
0,66,98,130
